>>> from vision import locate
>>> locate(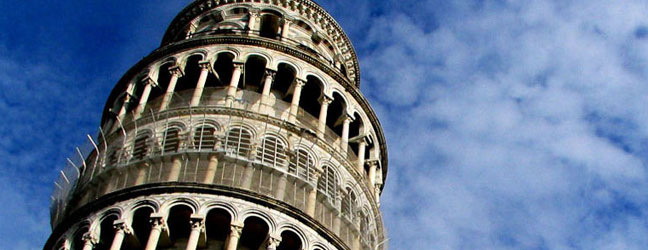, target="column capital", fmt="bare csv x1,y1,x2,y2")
141,76,157,87
190,217,205,231
249,8,261,16
230,222,244,238
82,232,98,245
295,78,306,87
114,220,133,235
319,95,333,105
169,65,184,76
198,60,212,70
343,113,355,123
366,159,380,168
267,234,282,250
265,69,276,79
283,17,294,25
233,63,244,70
150,216,167,230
